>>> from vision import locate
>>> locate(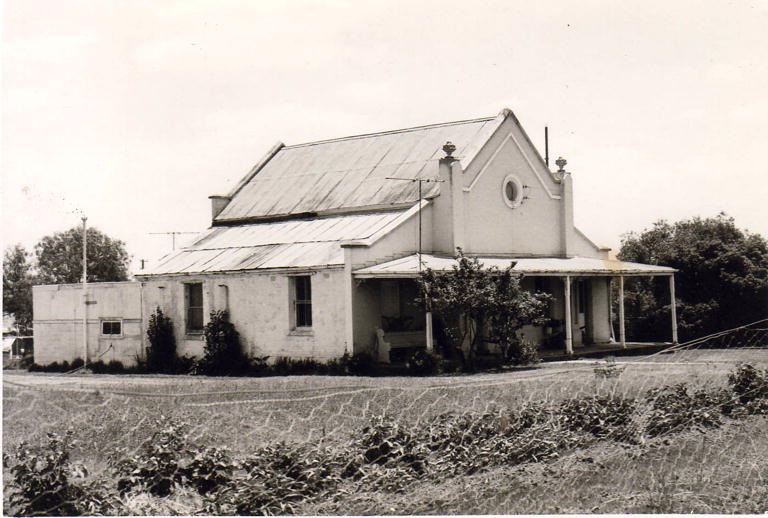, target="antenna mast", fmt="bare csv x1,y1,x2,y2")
384,177,444,269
